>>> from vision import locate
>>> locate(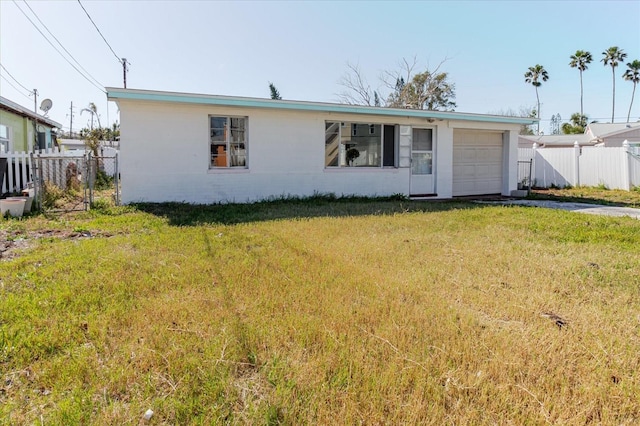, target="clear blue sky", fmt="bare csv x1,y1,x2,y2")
1,0,639,135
